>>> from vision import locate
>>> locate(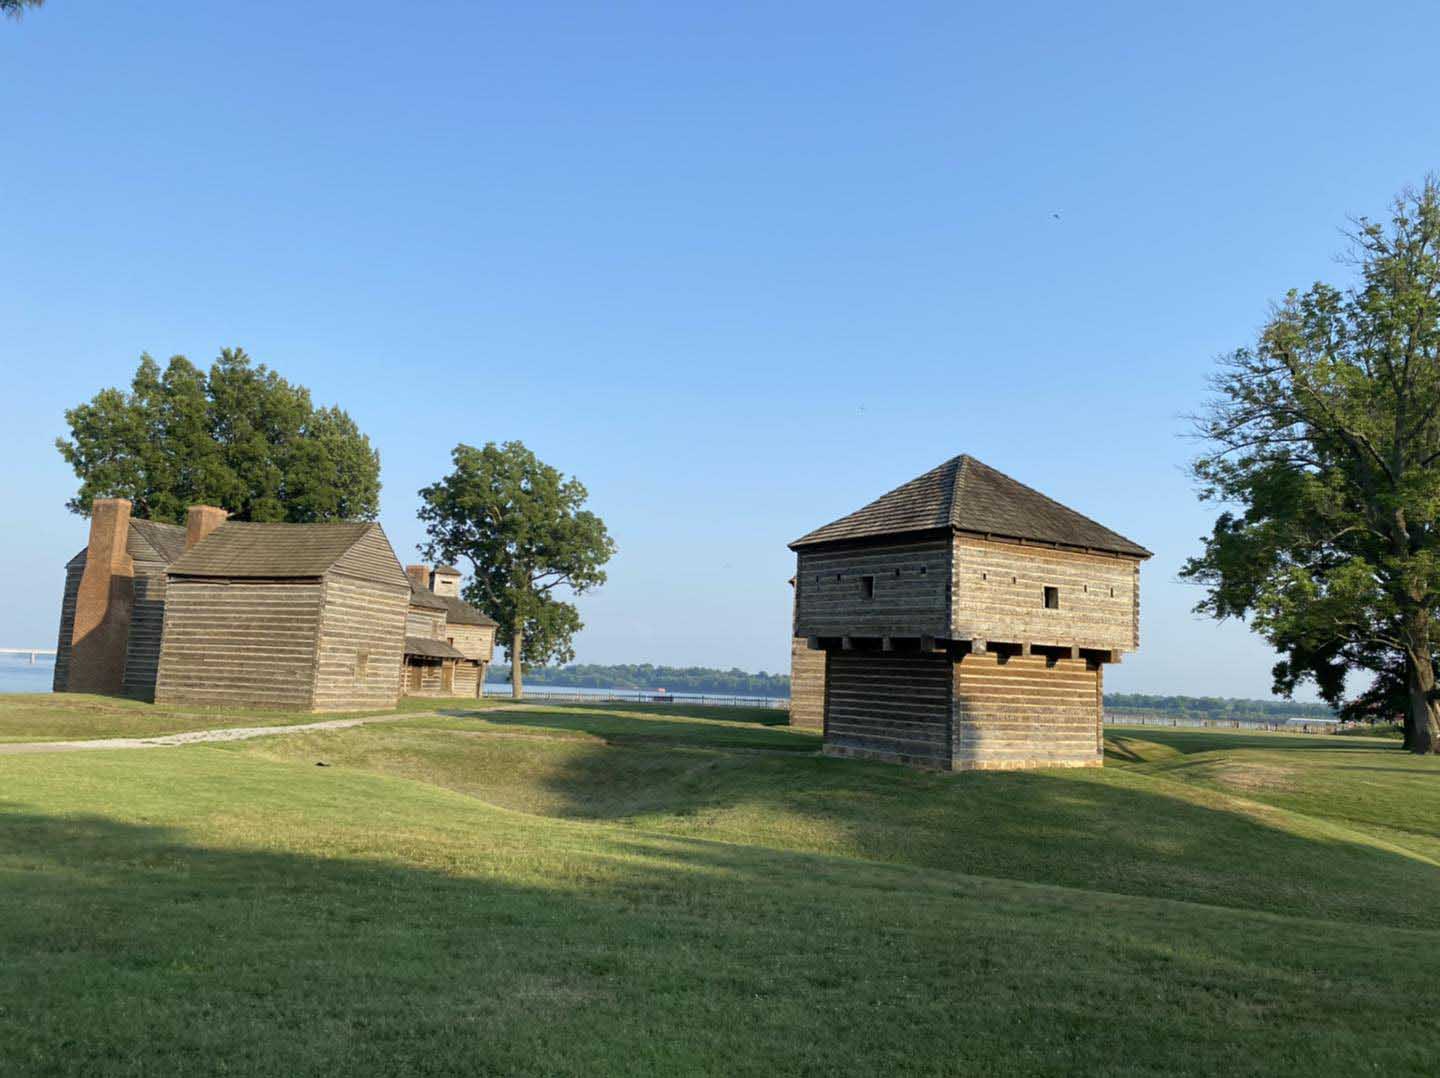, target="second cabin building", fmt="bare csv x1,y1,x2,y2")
789,454,1150,771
